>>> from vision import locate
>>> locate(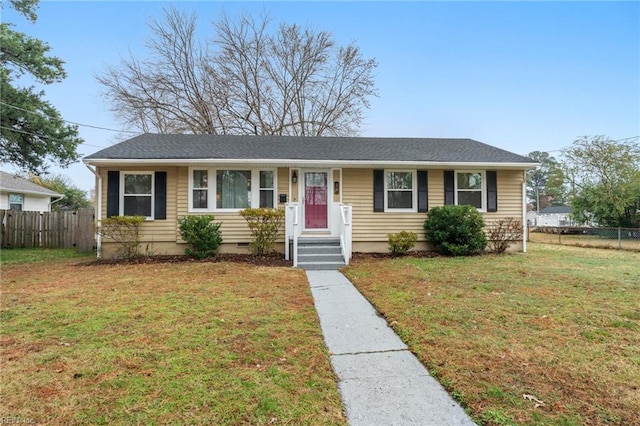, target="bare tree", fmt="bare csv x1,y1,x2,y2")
97,8,378,136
